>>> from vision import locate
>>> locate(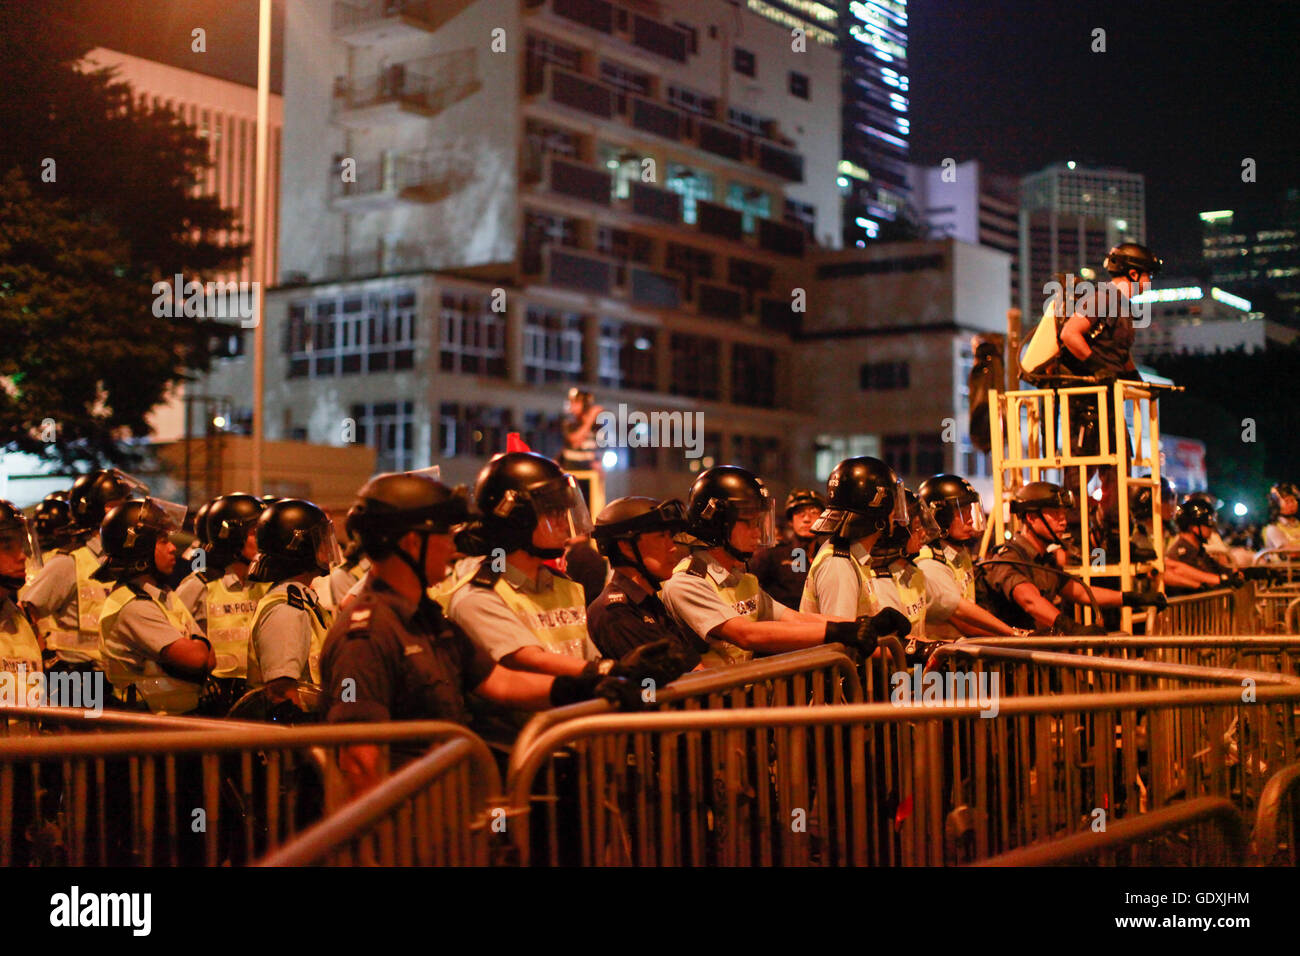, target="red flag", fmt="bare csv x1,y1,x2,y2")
506,432,531,453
